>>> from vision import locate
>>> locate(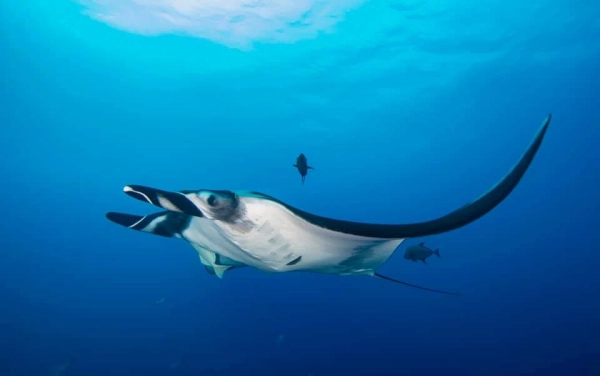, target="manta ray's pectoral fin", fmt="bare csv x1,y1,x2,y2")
113,114,551,251
120,114,552,239
268,113,553,239
191,243,247,278
374,273,461,296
